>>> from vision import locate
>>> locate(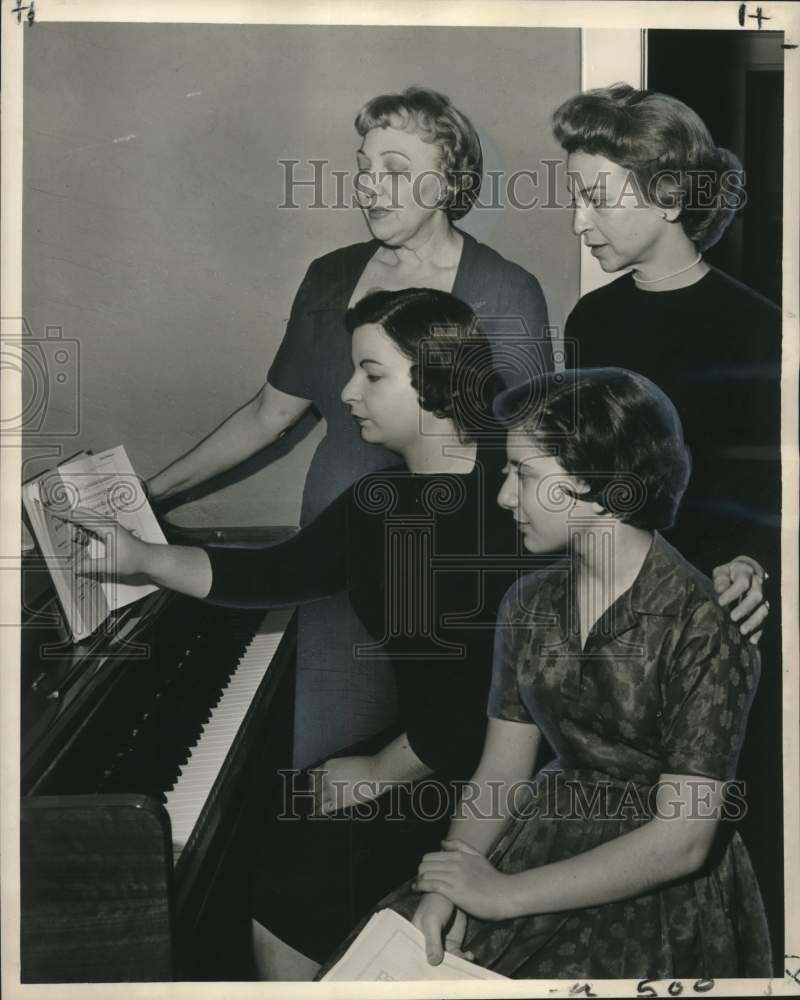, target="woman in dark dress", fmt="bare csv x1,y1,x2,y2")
551,84,782,956
64,289,530,979
349,369,772,979
147,87,552,770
